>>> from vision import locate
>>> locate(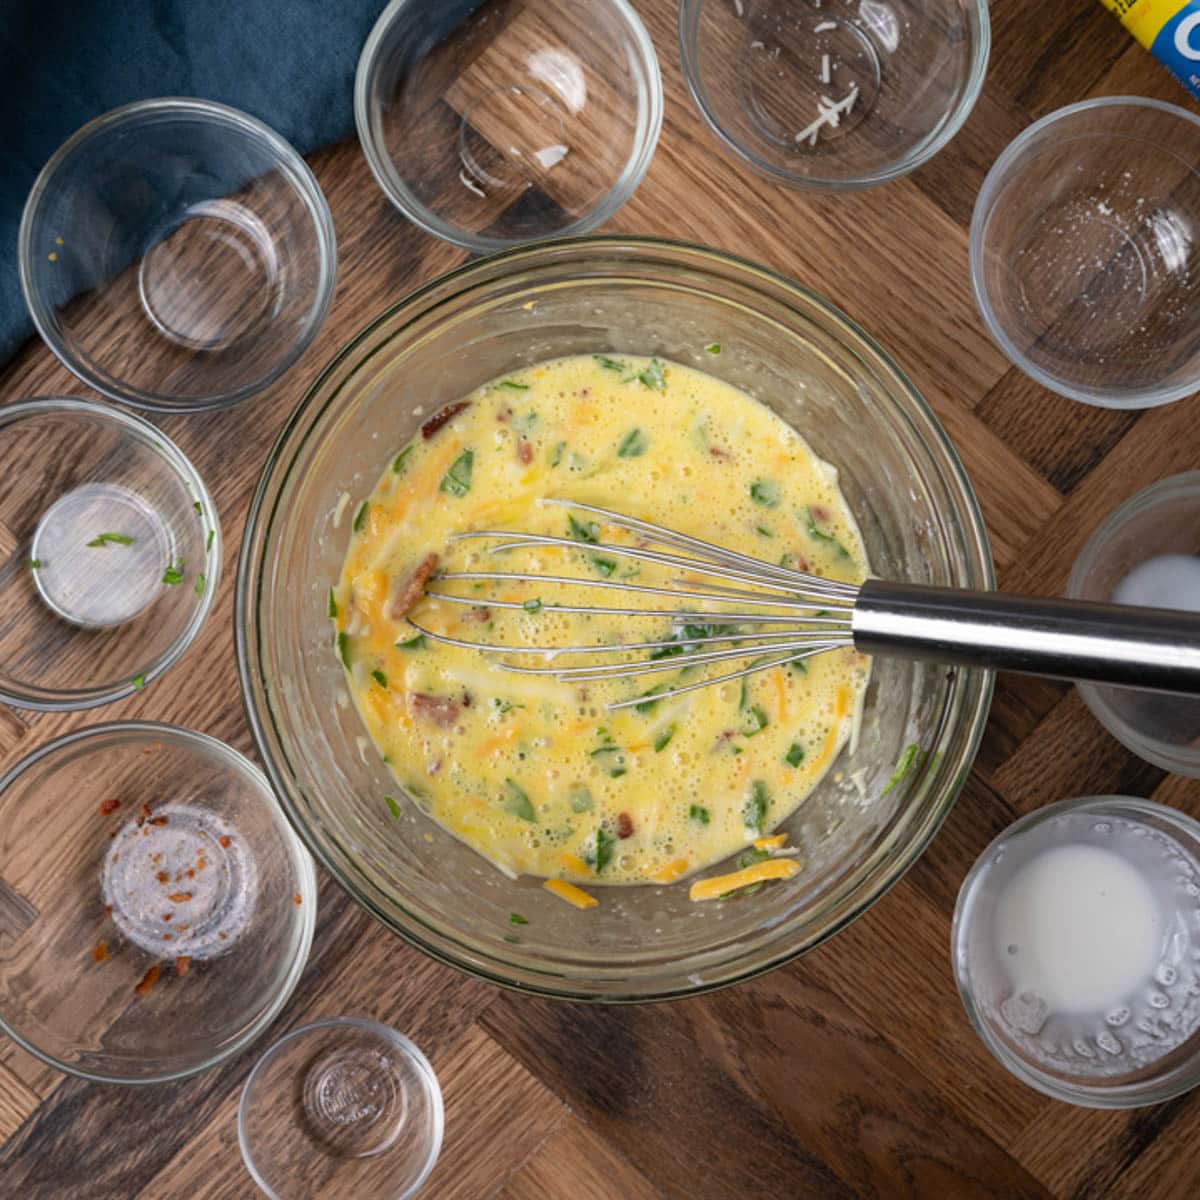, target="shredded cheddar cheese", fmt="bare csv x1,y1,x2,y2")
543,878,599,909
689,857,801,901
